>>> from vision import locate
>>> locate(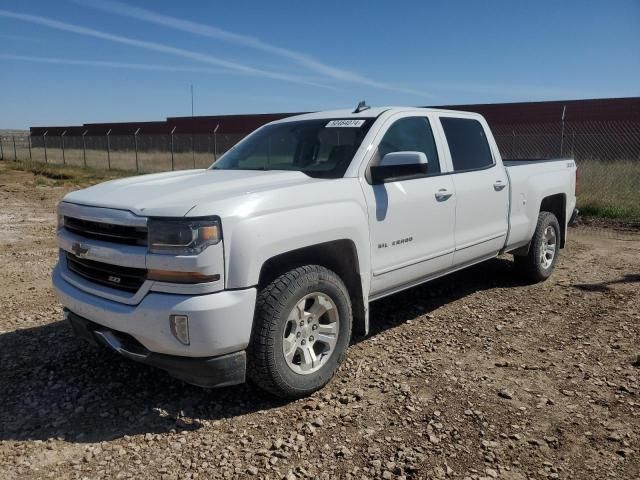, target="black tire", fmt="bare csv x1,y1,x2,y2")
247,265,352,399
514,211,561,283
